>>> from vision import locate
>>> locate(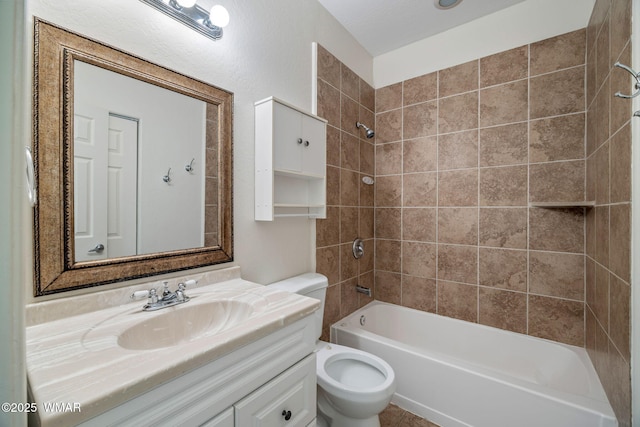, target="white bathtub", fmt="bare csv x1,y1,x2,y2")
330,301,617,427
